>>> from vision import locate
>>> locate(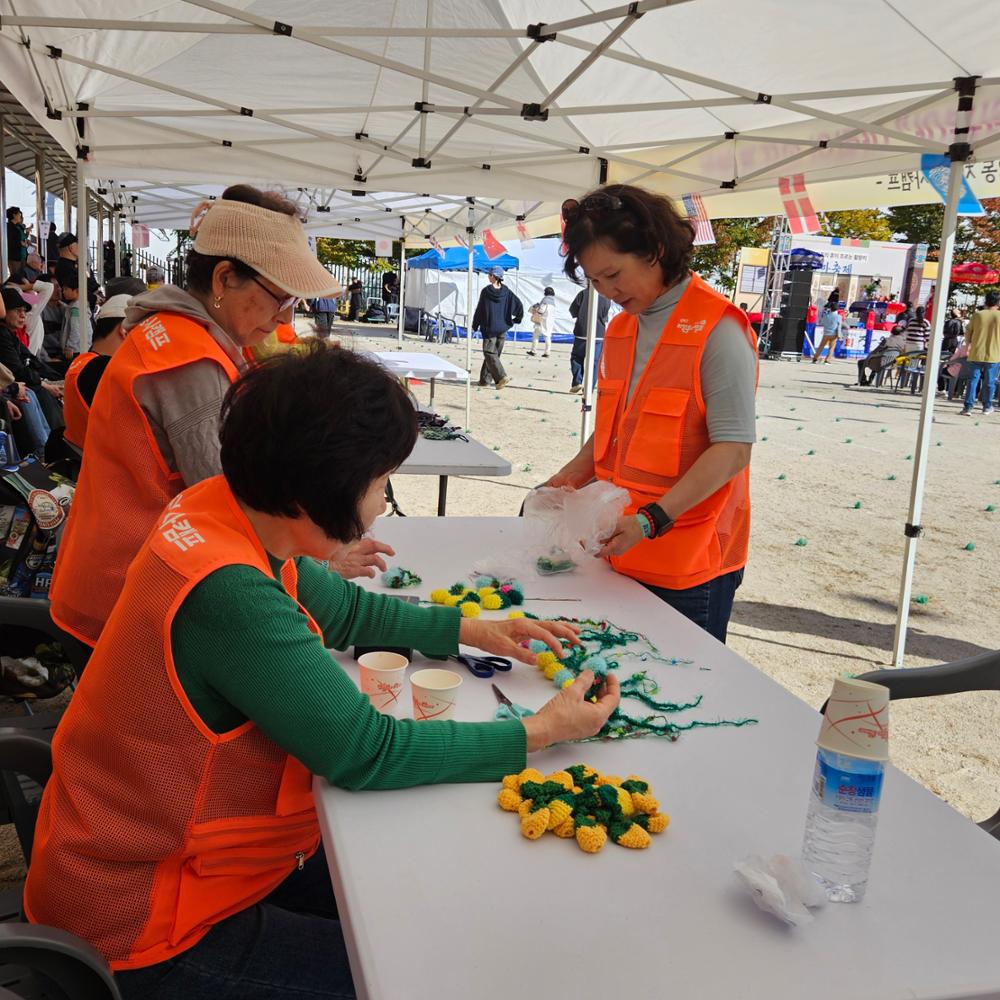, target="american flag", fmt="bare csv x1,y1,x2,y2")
682,193,715,245
778,175,820,235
